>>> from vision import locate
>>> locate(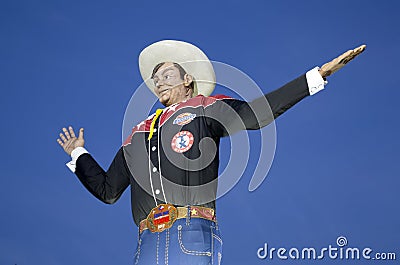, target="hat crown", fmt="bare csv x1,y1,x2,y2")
139,40,216,97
